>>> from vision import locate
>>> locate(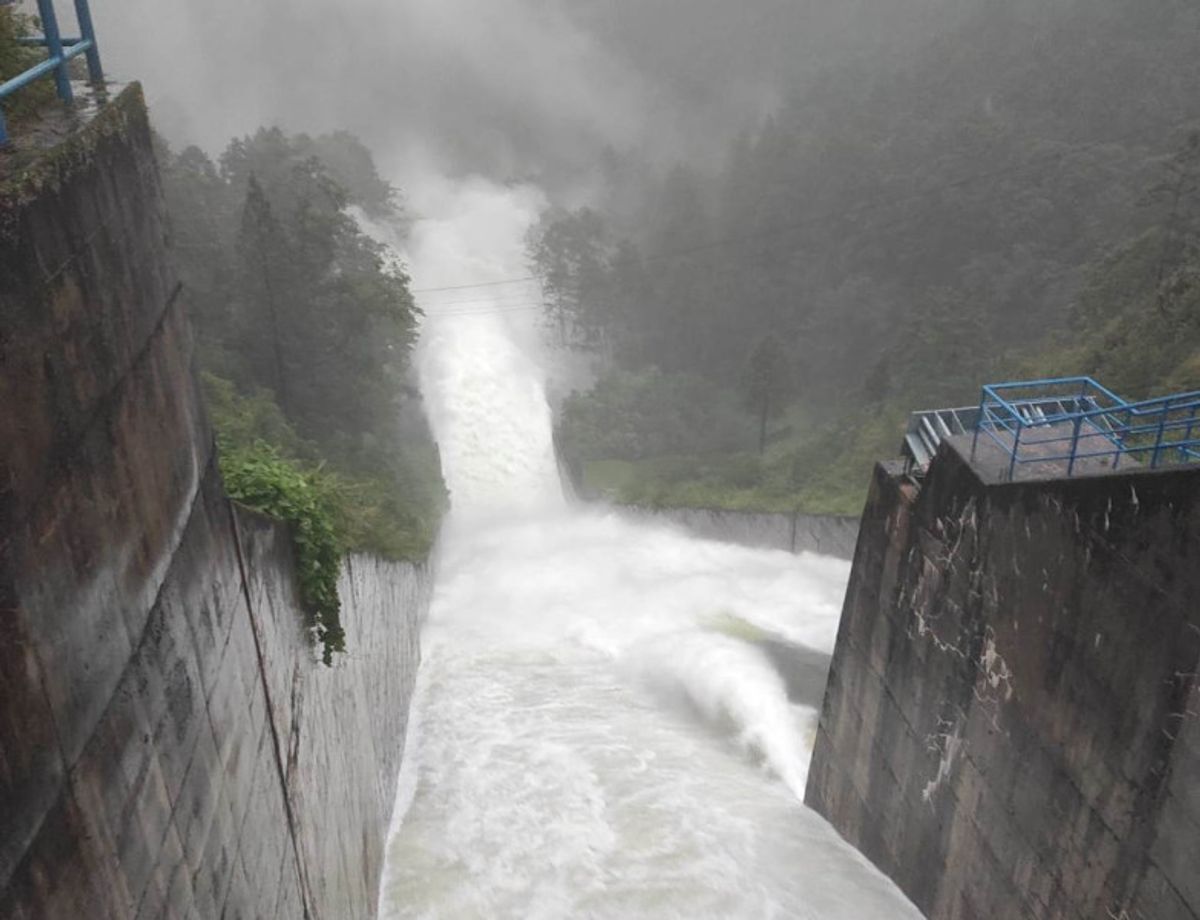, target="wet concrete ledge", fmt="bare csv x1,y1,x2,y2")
806,439,1200,919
